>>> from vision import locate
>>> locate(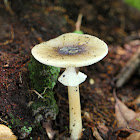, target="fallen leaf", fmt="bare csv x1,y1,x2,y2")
114,91,140,133
0,124,17,140
127,132,140,140
128,113,140,132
